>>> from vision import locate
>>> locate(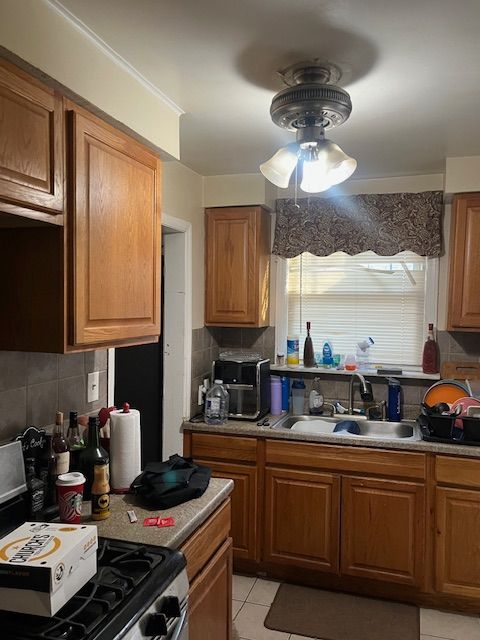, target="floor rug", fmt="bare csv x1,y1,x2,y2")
264,583,419,640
